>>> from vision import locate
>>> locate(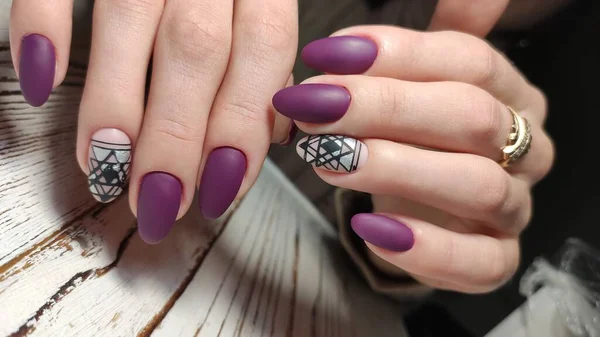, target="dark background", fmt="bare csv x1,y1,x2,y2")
426,1,600,335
